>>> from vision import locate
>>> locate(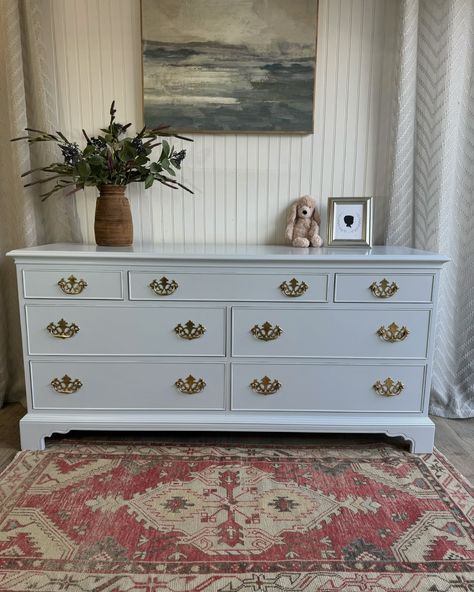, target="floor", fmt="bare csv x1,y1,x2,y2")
0,403,472,482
